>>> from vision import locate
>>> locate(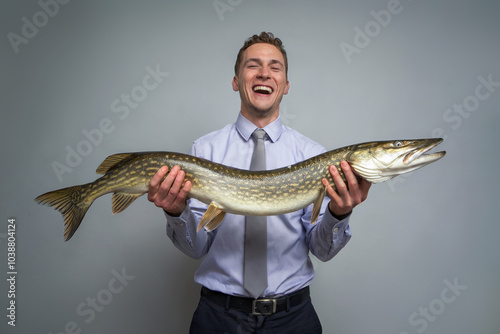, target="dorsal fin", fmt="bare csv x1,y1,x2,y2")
96,153,139,174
